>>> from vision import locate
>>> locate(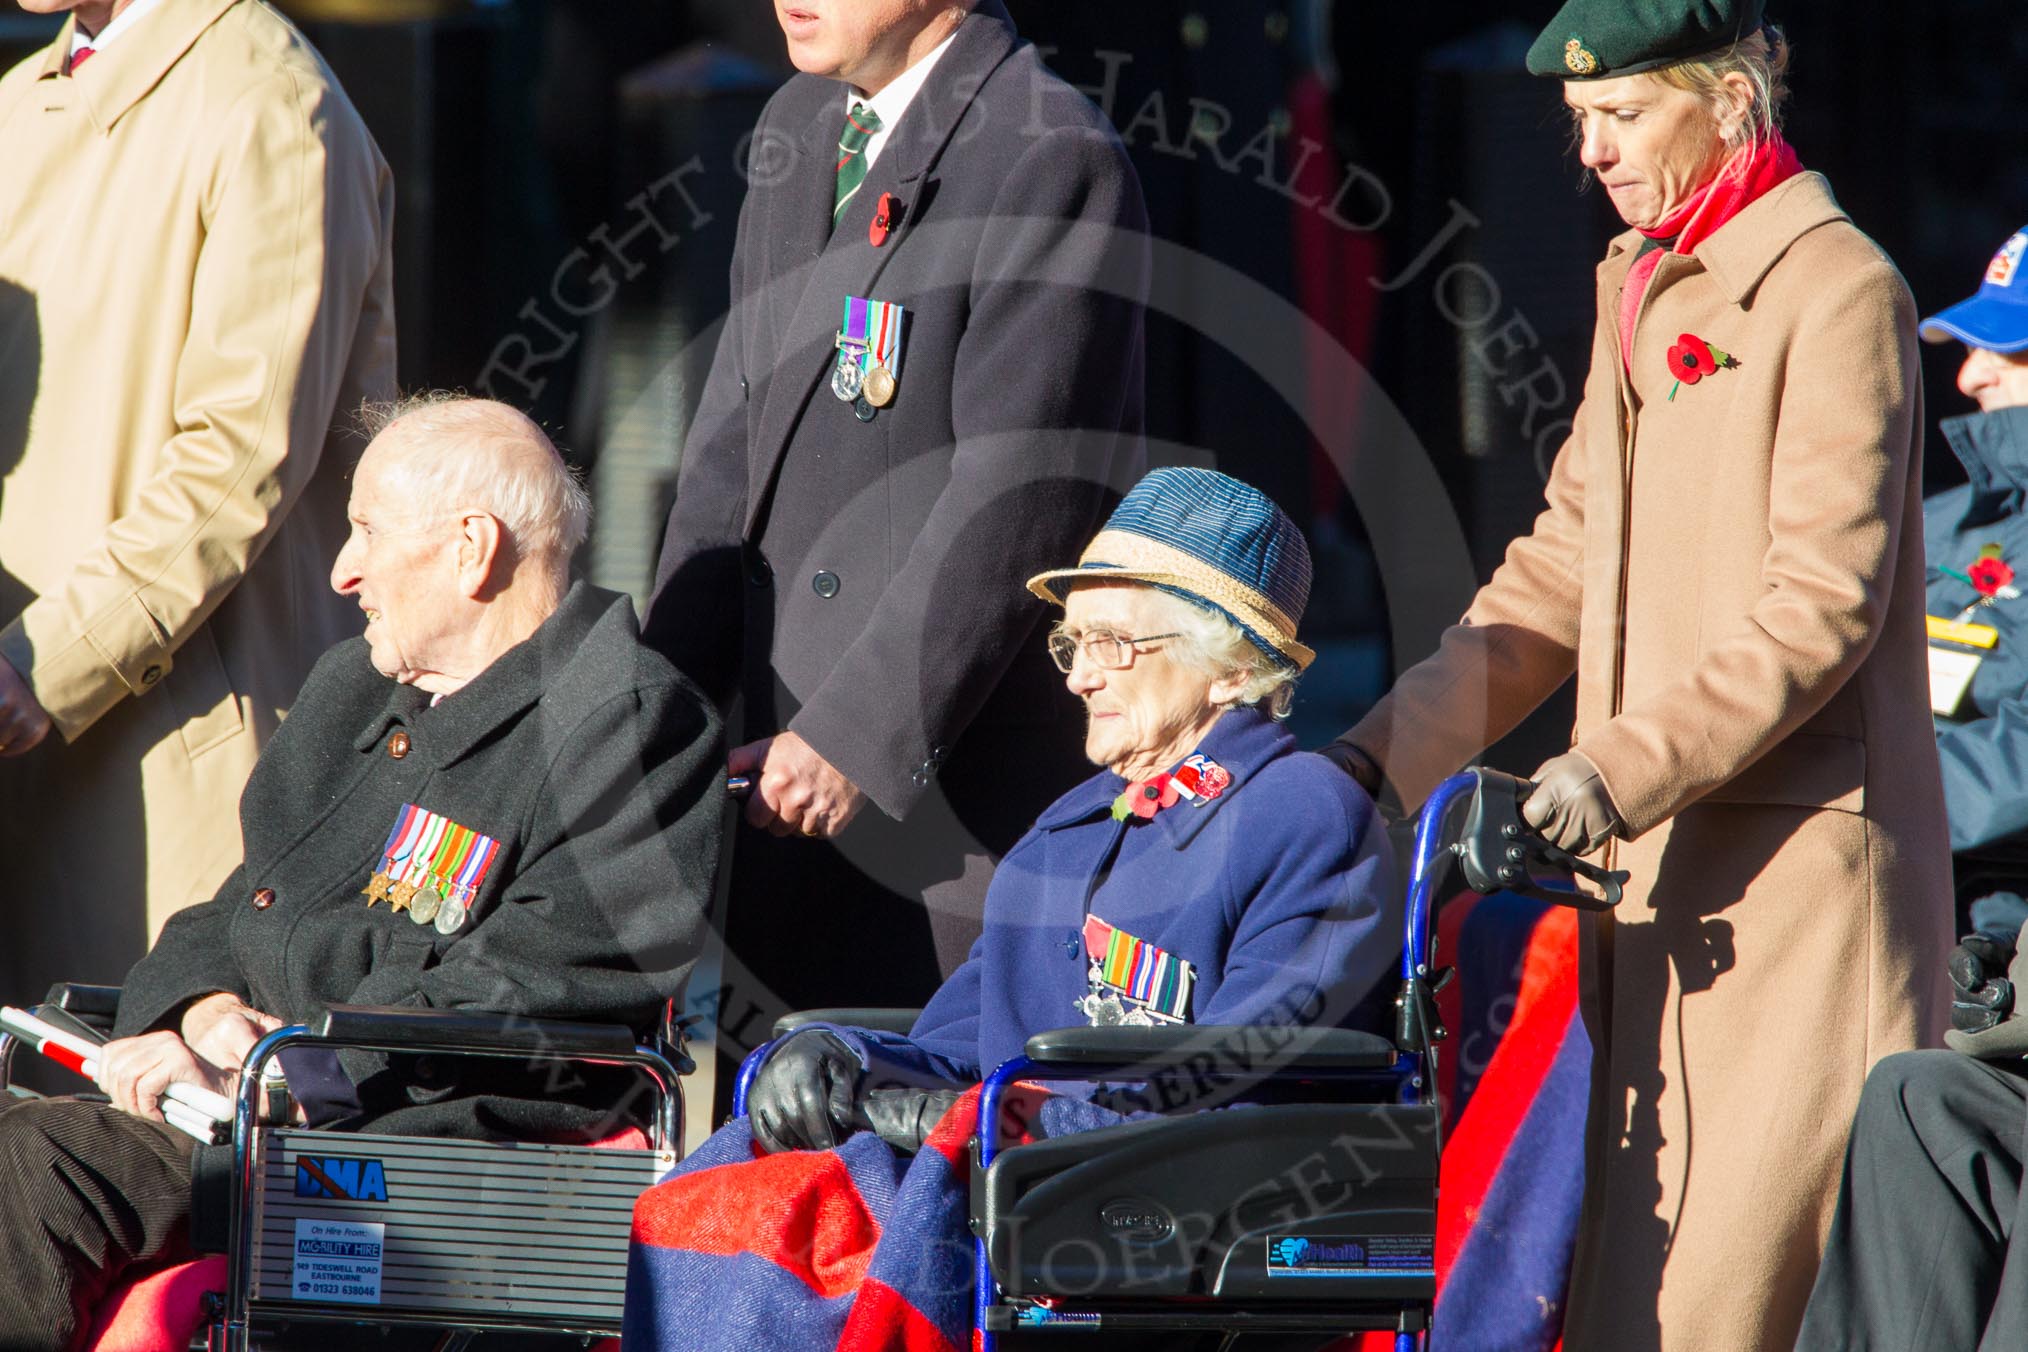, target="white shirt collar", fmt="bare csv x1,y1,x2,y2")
71,0,169,56
847,27,959,170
